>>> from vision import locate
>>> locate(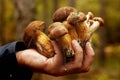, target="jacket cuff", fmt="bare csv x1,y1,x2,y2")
0,41,26,59
15,41,26,52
